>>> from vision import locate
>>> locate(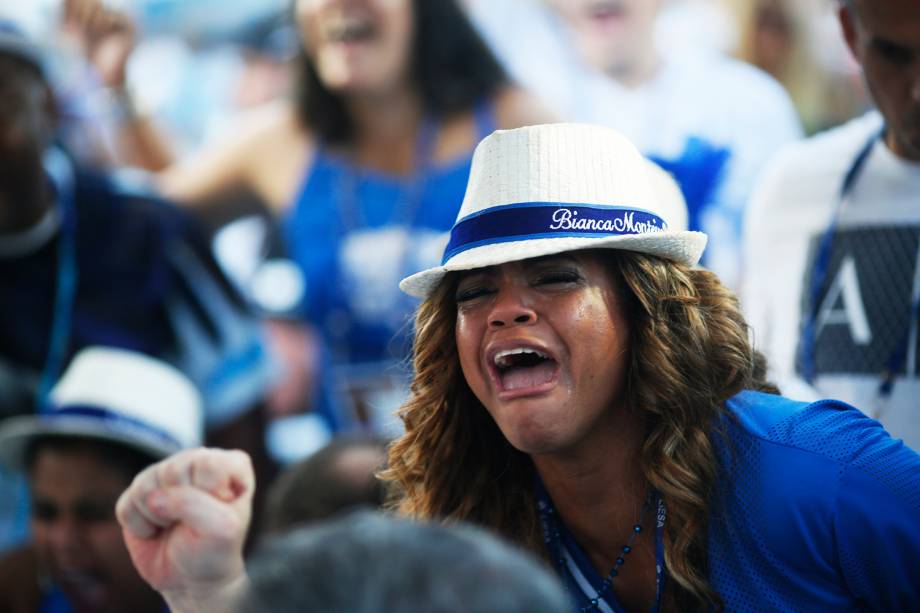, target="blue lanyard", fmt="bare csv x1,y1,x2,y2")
797,127,920,406
325,114,440,357
536,477,666,613
35,168,78,410
652,496,665,613
332,113,439,234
